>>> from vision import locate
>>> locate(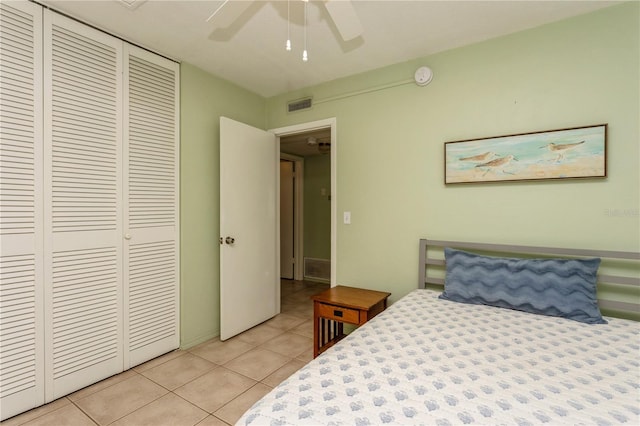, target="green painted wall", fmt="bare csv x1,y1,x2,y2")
180,63,266,348
179,3,639,347
265,3,640,303
303,155,332,260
